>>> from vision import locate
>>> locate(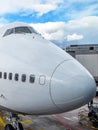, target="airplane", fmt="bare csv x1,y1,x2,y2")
0,22,96,130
